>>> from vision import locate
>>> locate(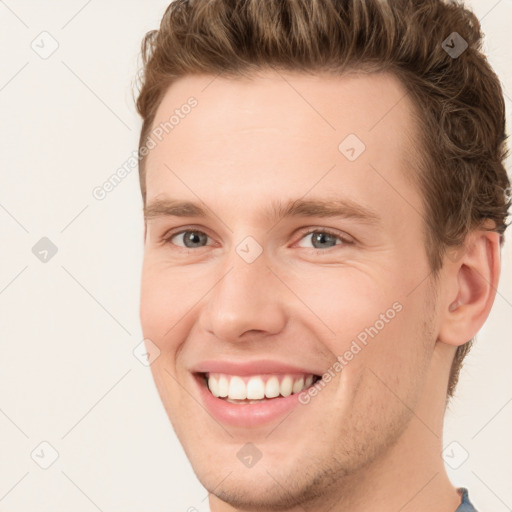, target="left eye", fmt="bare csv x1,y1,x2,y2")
166,228,349,251
296,230,348,249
